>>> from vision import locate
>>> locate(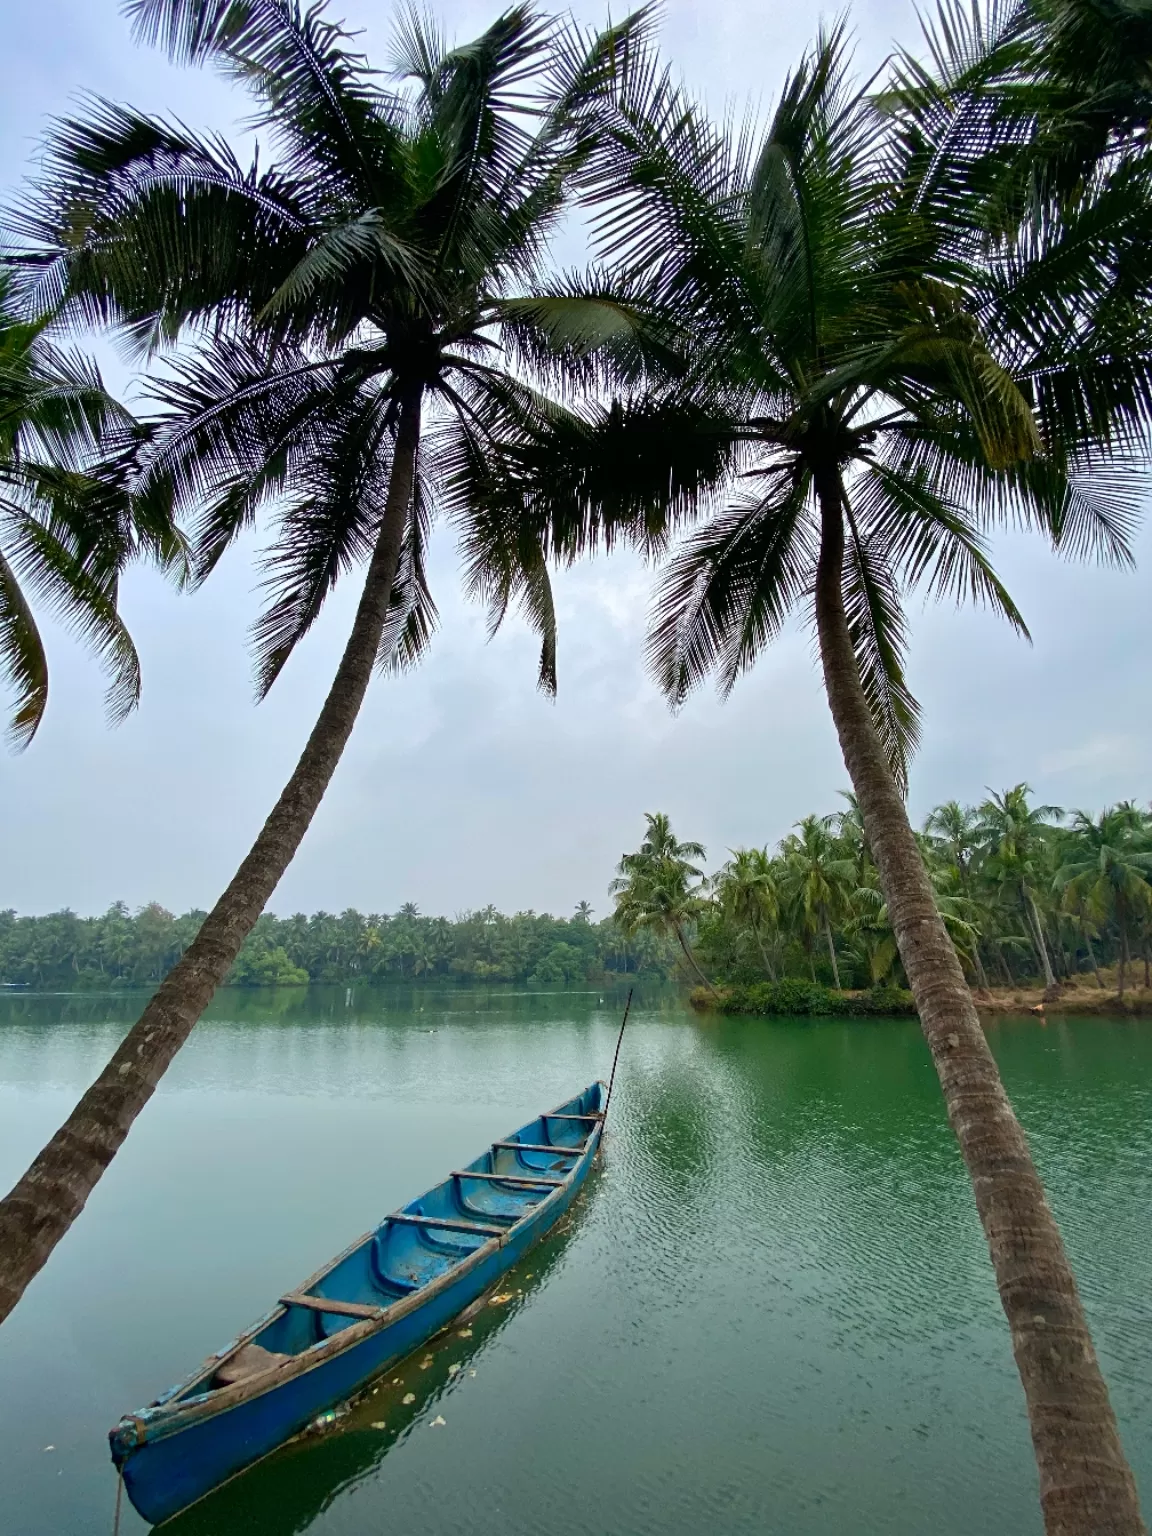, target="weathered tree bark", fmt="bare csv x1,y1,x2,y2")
812,469,1145,1536
0,394,423,1328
